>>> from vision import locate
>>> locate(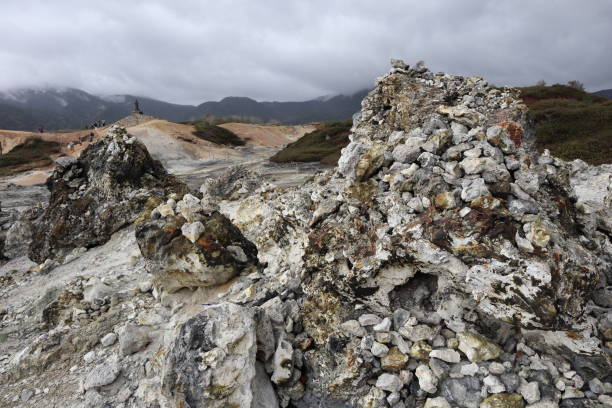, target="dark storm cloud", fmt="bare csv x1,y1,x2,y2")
1,0,610,104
